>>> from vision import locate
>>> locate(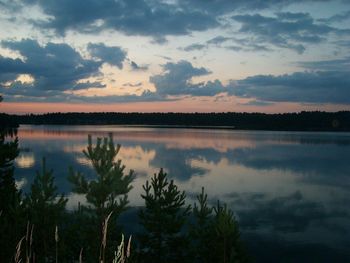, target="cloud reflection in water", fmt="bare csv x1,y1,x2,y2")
14,125,350,261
